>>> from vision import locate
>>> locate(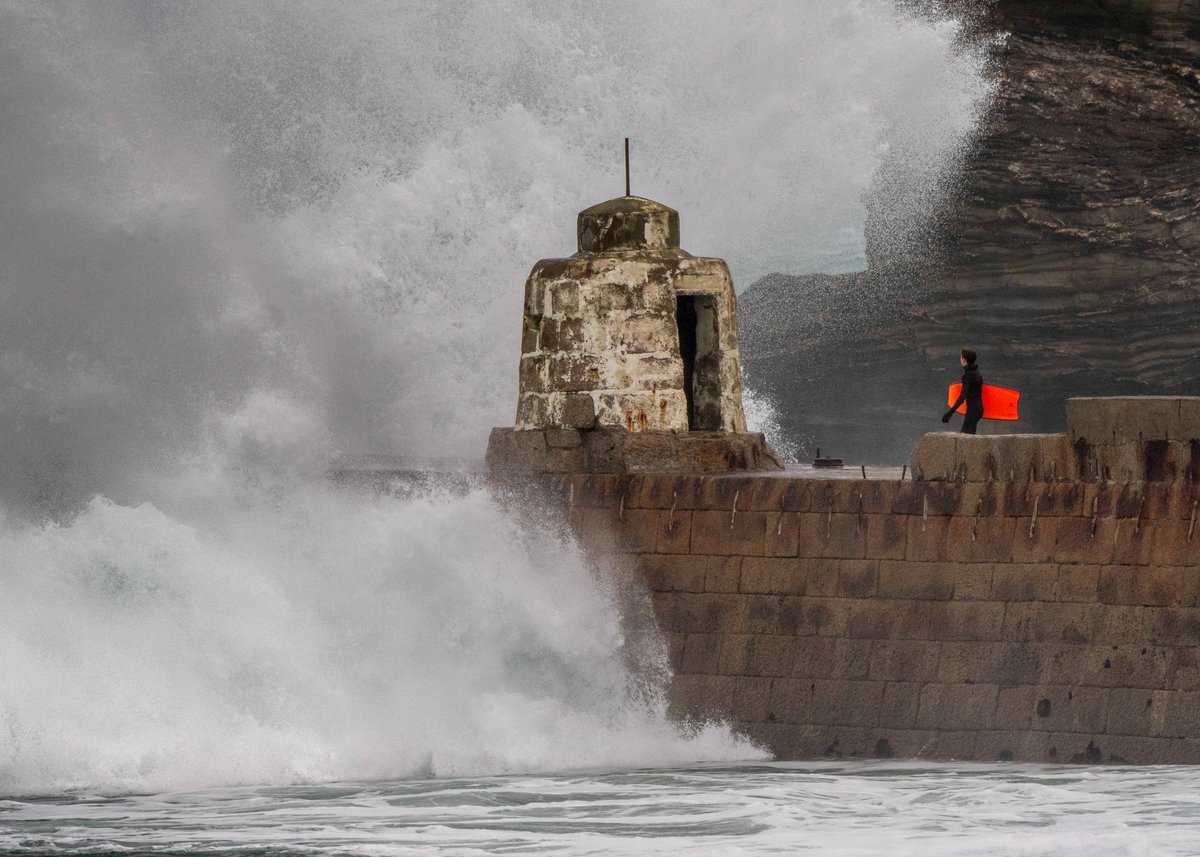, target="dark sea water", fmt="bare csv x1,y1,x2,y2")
4,761,1199,856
